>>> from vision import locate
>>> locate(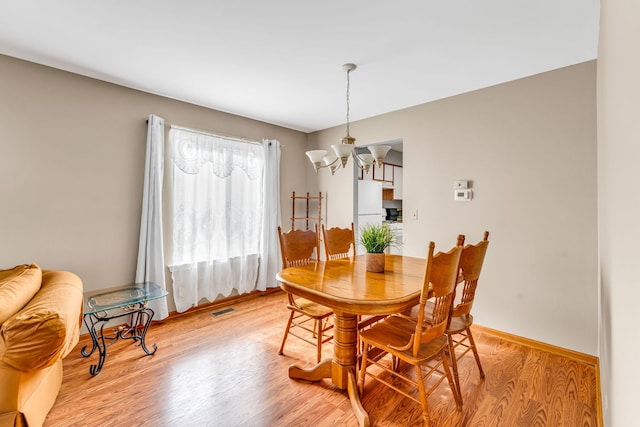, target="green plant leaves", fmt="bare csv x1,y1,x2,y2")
359,223,394,254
